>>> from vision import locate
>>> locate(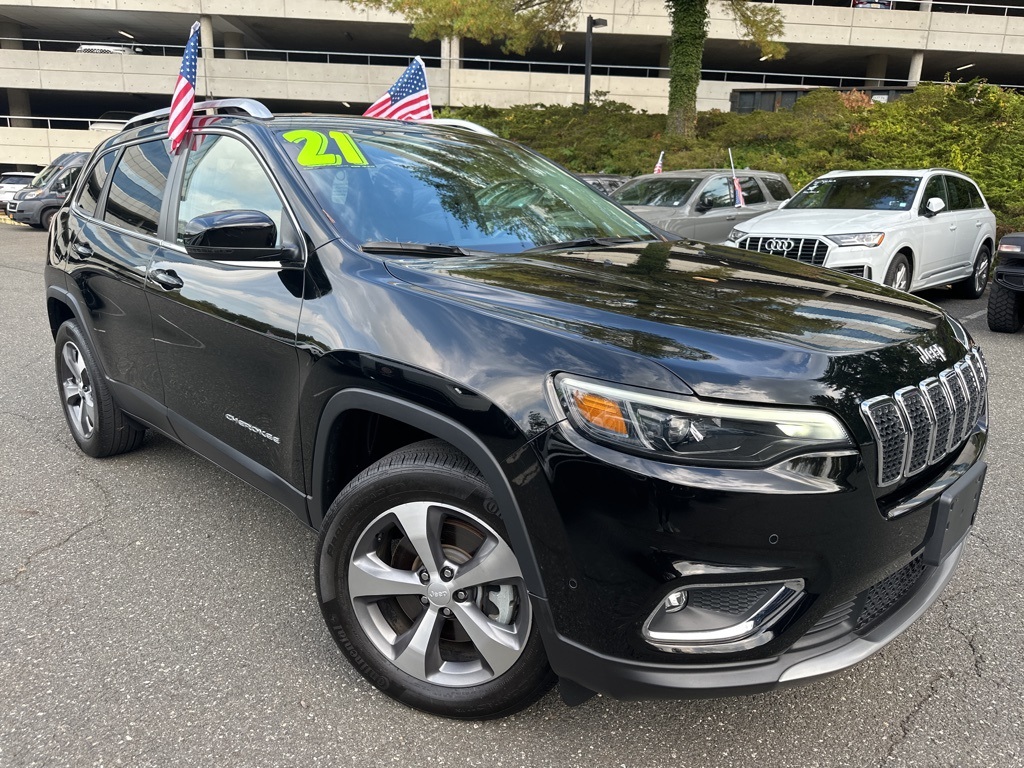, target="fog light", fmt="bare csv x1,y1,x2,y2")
663,588,688,613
